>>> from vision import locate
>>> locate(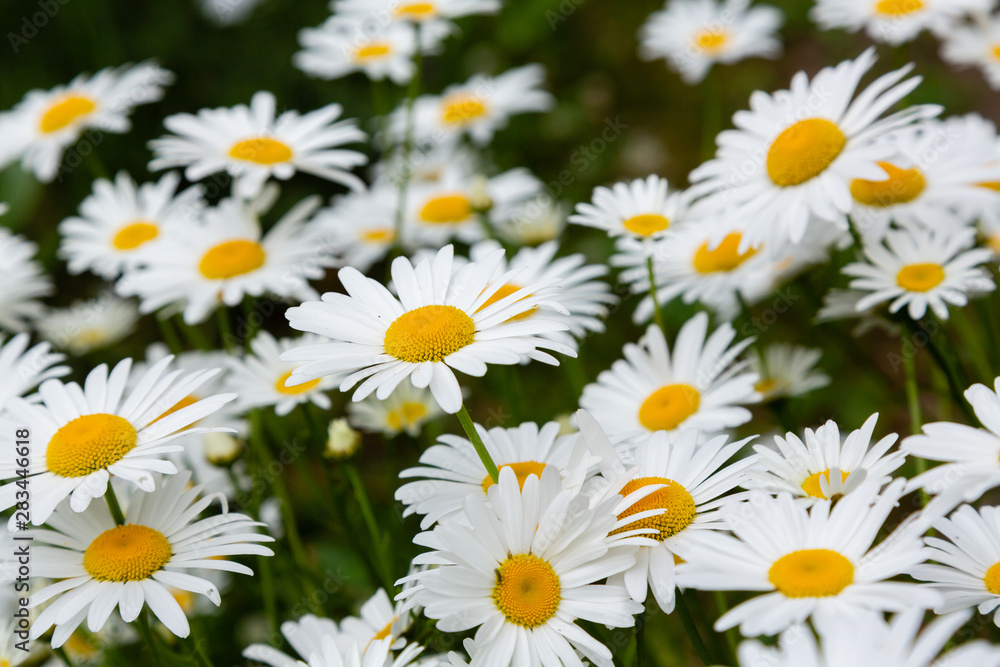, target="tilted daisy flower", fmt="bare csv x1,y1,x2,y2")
742,413,905,504
295,17,422,85
0,356,237,524
35,297,140,356
226,330,339,417
0,228,52,332
27,471,274,647
395,421,585,528
941,15,1000,91
493,194,567,246
148,91,368,199
843,225,995,321
810,0,993,45
0,62,173,182
347,381,442,438
118,190,331,325
676,479,940,636
749,343,830,401
280,244,575,414
246,634,426,667
568,175,688,245
0,333,68,412
311,186,399,274
580,312,759,441
689,48,941,250
401,466,648,667
334,0,500,26
638,0,784,85
58,171,203,279
338,588,411,652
